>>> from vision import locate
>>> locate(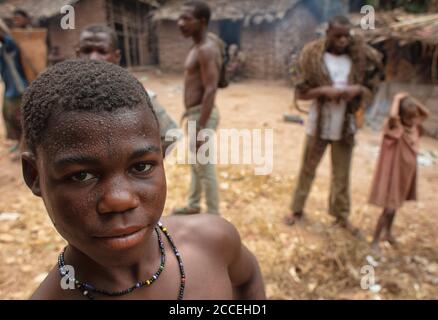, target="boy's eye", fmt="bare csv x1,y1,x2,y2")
71,172,95,182
132,163,152,174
